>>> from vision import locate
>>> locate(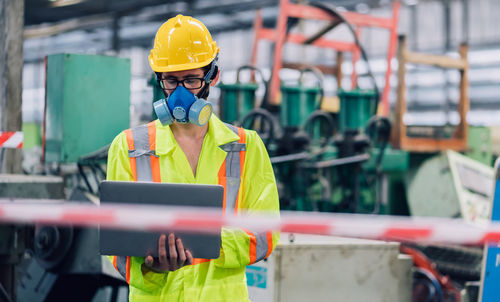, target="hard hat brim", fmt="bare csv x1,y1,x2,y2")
148,48,219,73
